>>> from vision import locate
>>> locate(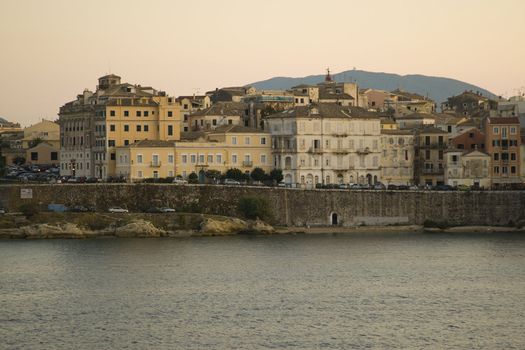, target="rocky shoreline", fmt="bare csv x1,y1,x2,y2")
0,212,523,239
